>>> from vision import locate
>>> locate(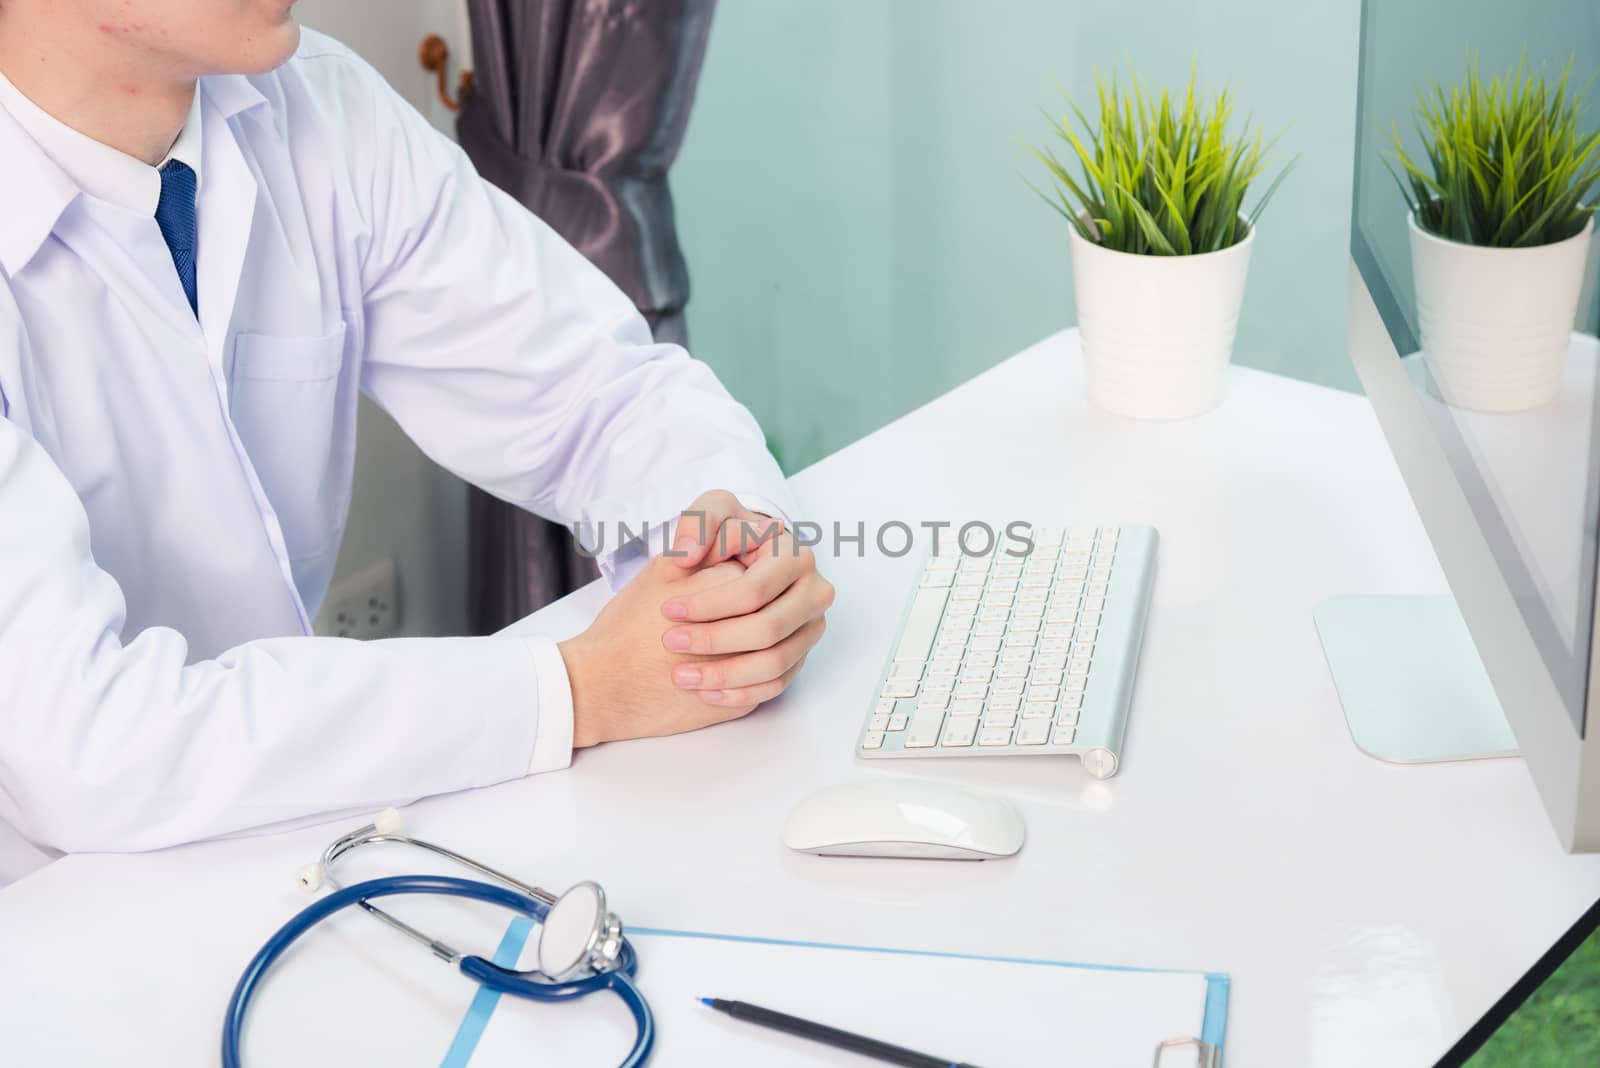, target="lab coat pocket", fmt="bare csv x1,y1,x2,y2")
229,323,351,563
